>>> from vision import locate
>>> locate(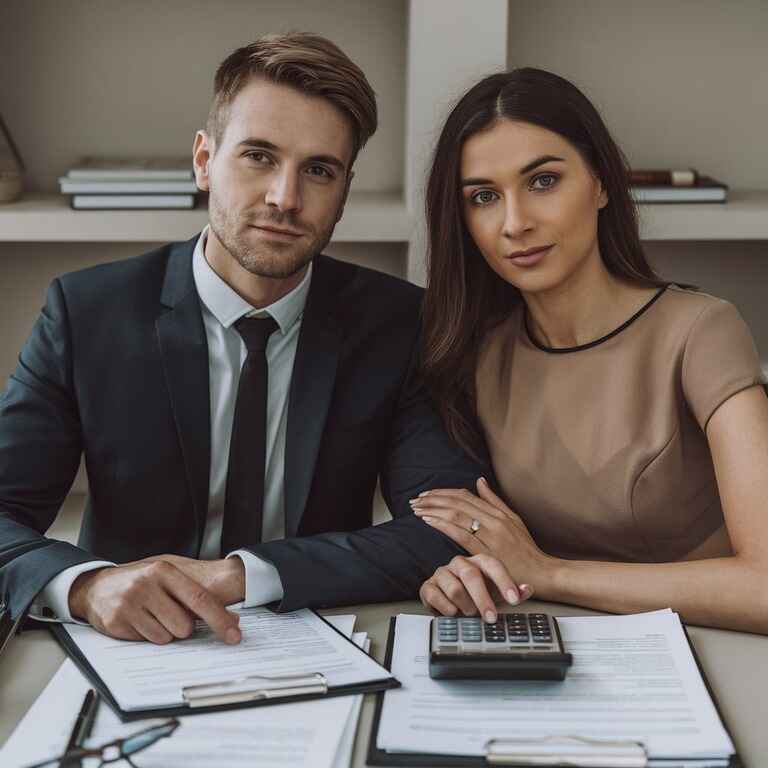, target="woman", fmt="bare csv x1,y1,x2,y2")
413,68,768,633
